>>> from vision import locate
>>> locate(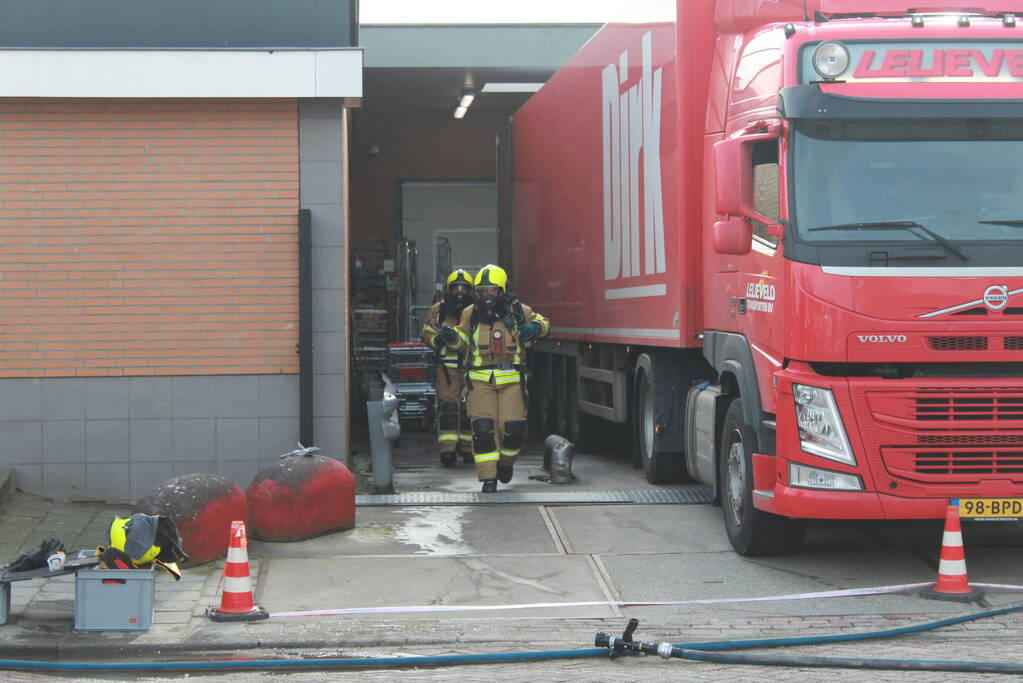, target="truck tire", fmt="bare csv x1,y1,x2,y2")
634,365,683,484
720,398,805,555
